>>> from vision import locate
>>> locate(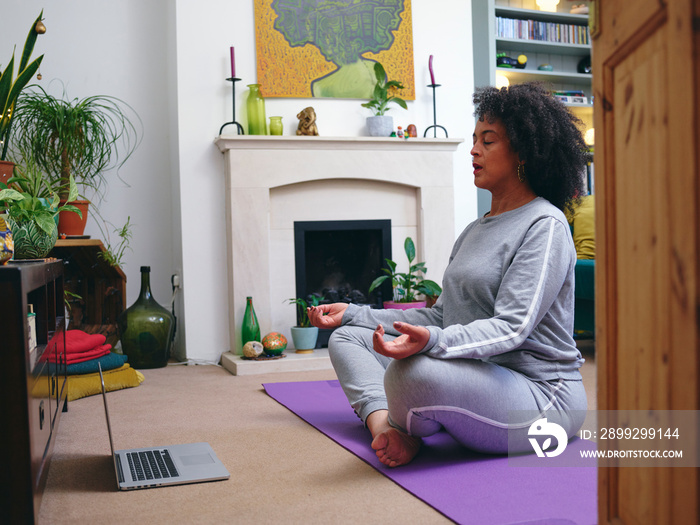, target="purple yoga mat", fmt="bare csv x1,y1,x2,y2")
264,380,597,525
